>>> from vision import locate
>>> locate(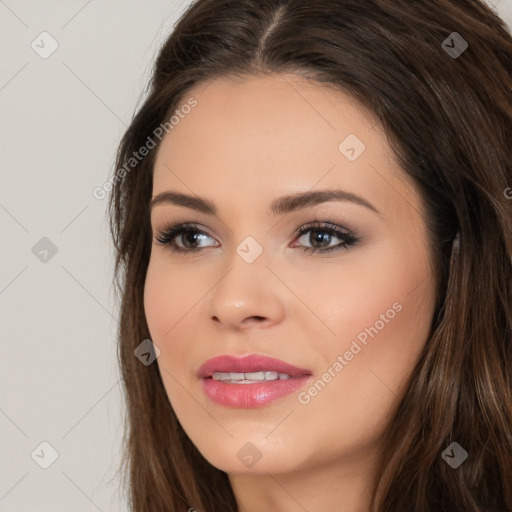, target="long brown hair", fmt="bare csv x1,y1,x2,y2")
108,1,512,510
